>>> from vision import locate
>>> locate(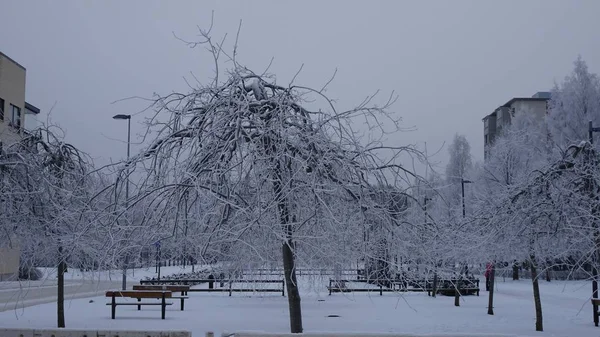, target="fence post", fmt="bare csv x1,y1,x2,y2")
282,280,285,296
229,280,233,297
379,285,383,296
